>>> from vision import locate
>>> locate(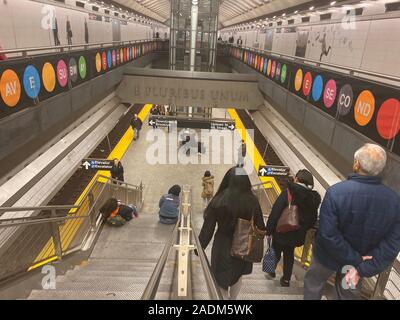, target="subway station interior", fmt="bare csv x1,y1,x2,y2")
0,0,399,301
